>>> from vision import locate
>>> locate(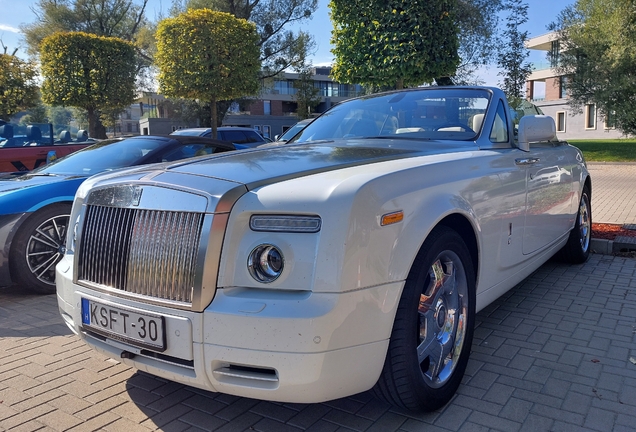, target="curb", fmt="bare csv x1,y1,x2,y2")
591,237,636,254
